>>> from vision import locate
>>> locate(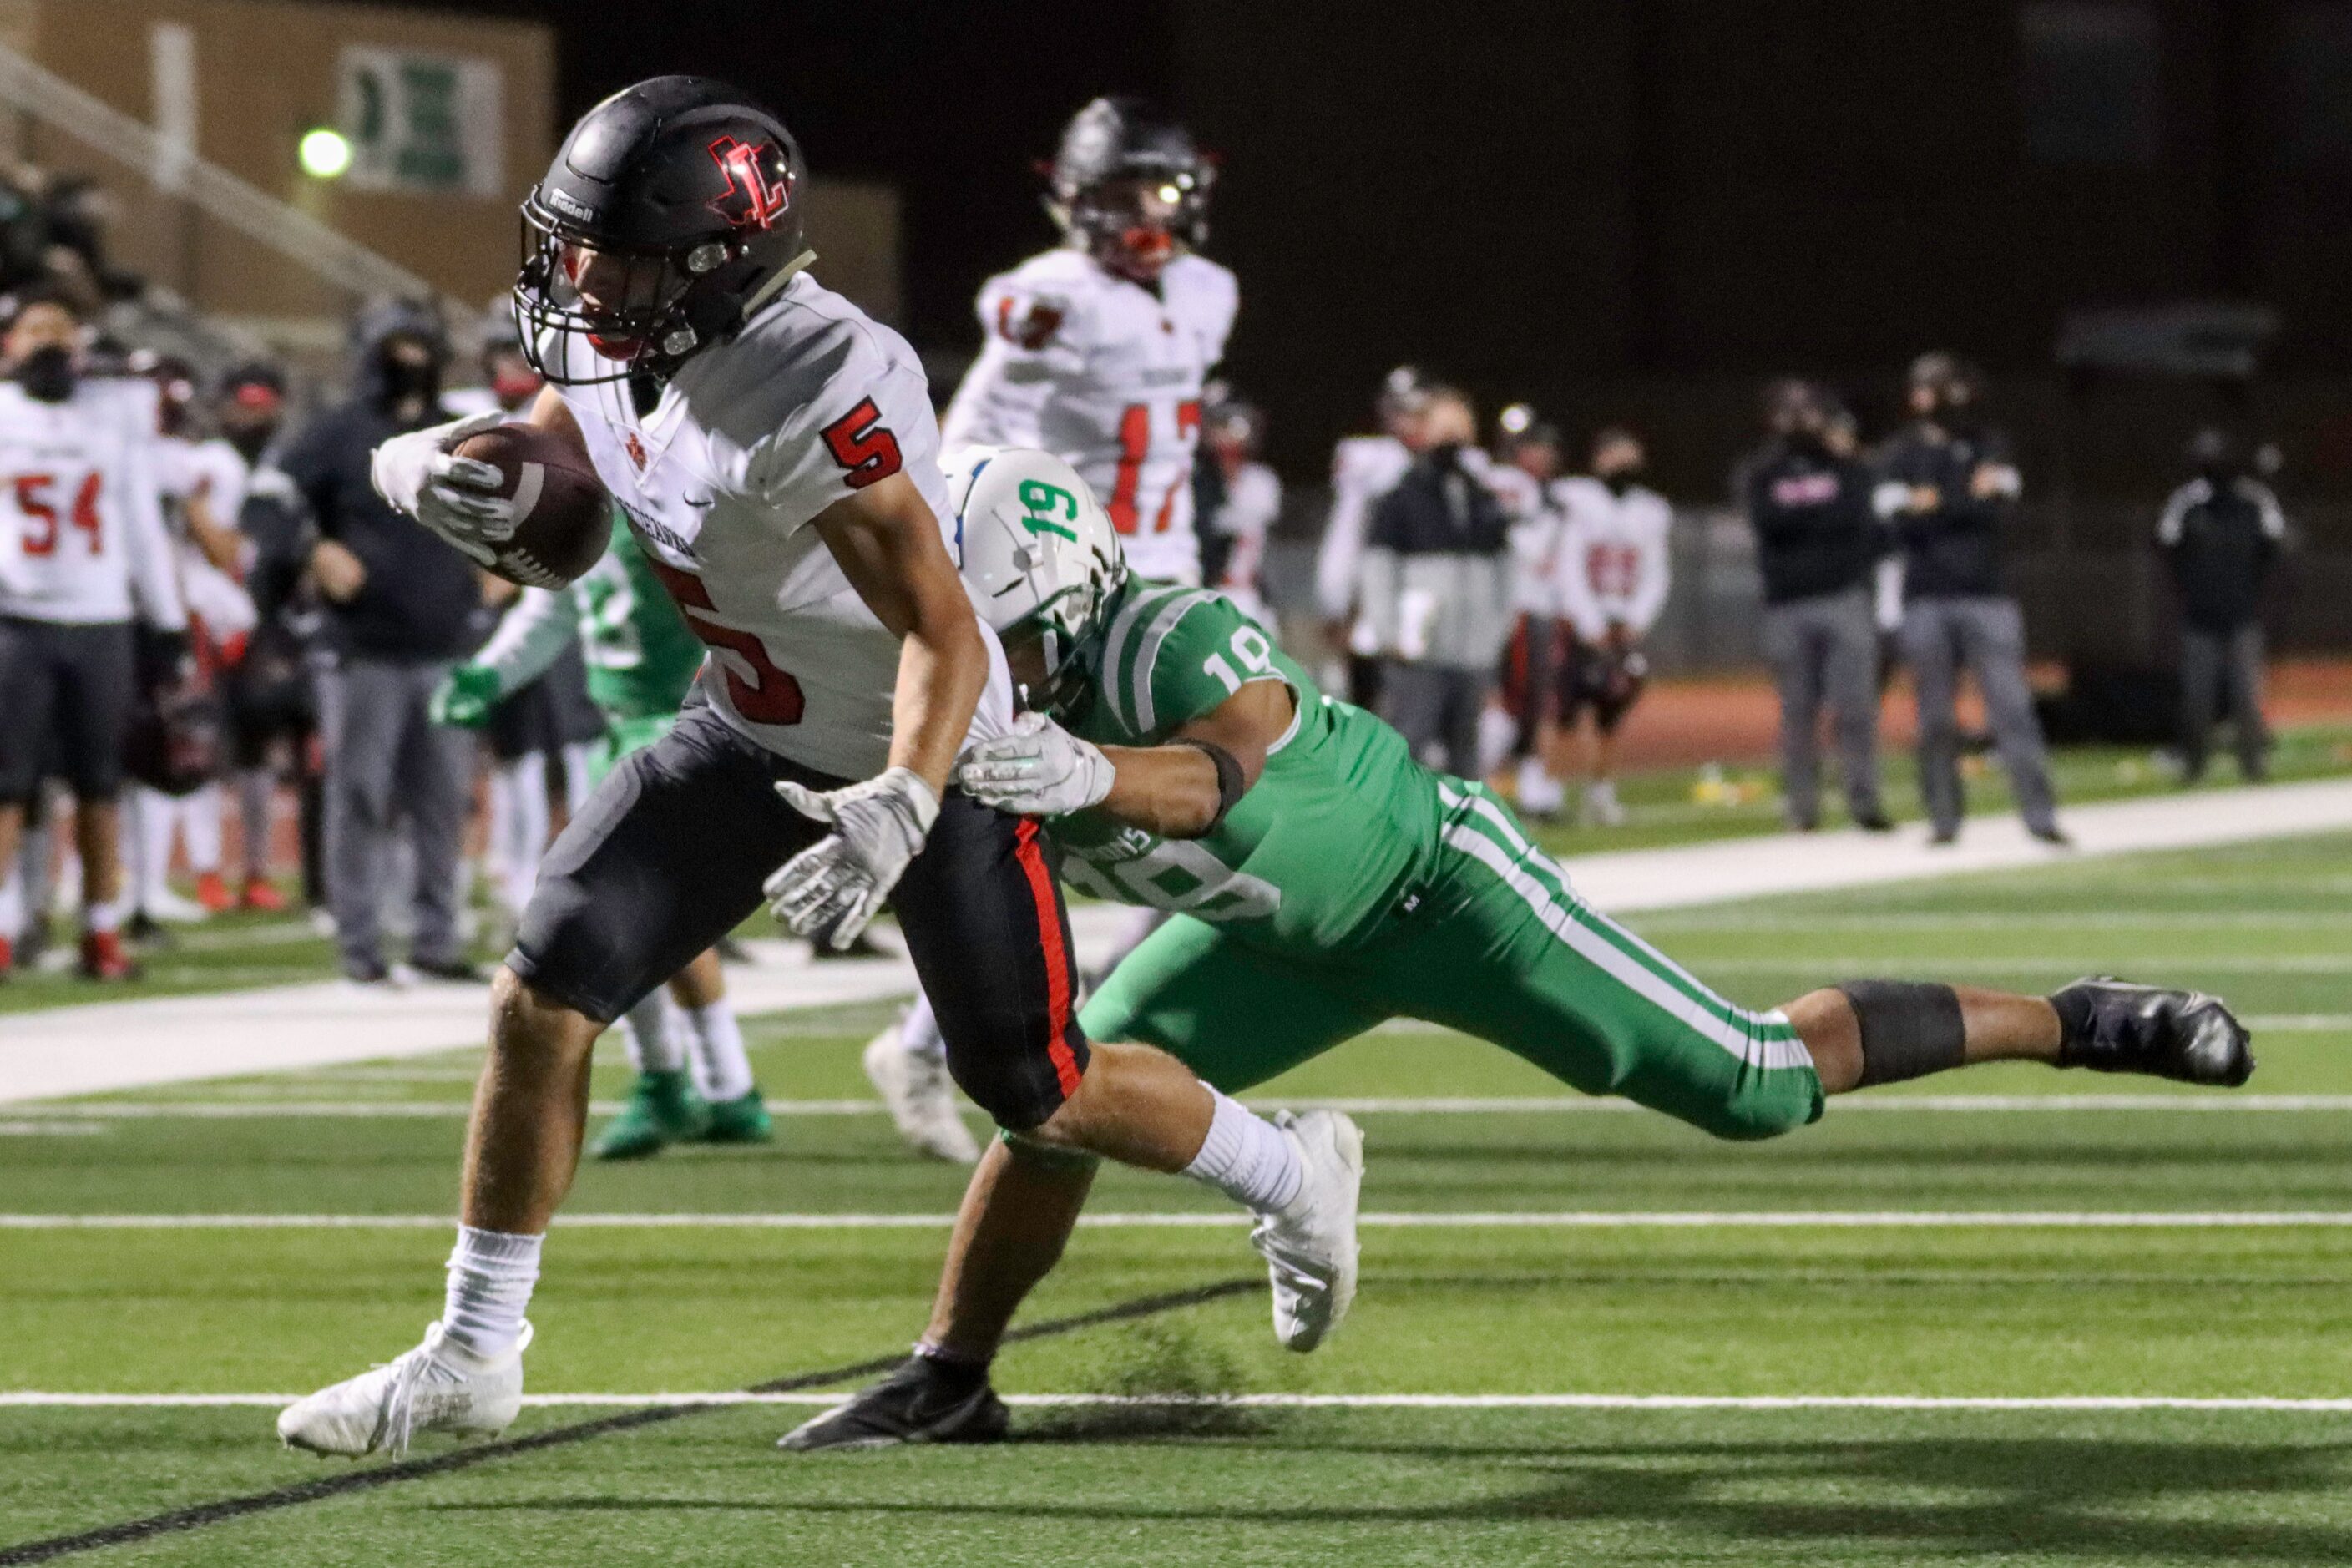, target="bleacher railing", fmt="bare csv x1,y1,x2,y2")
0,43,476,331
